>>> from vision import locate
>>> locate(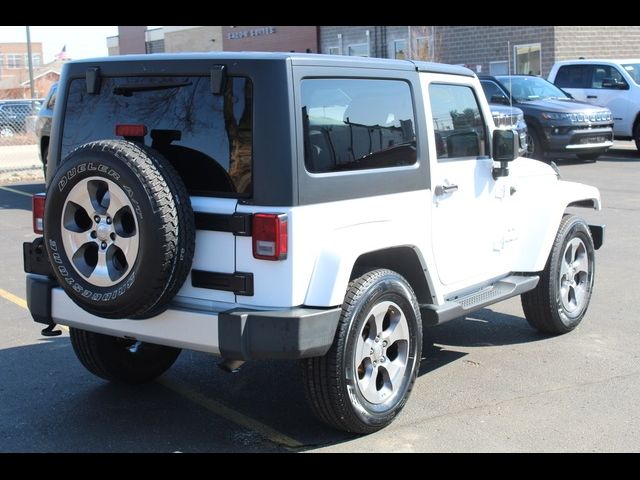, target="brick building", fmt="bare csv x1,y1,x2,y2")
319,26,640,78
108,26,317,55
0,42,44,98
